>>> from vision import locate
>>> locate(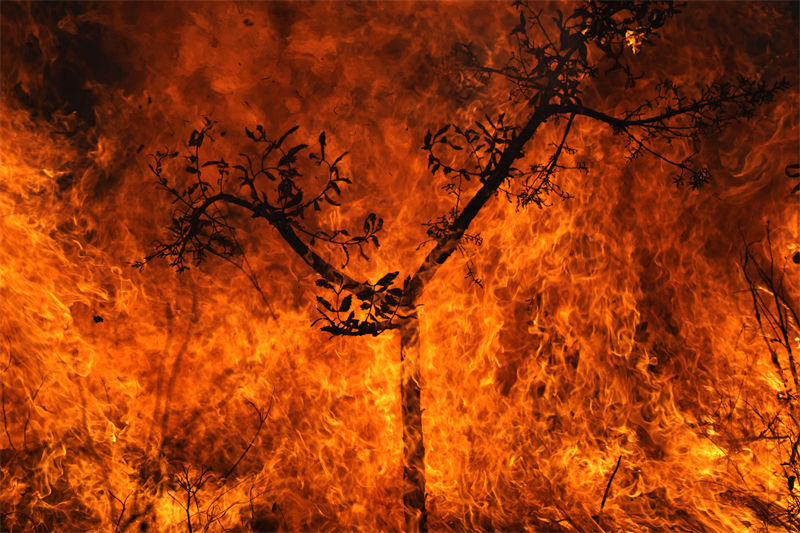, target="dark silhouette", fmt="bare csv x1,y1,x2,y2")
136,2,787,530
740,222,800,531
